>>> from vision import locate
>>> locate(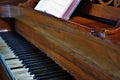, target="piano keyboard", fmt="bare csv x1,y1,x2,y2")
0,36,34,80
0,31,75,80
